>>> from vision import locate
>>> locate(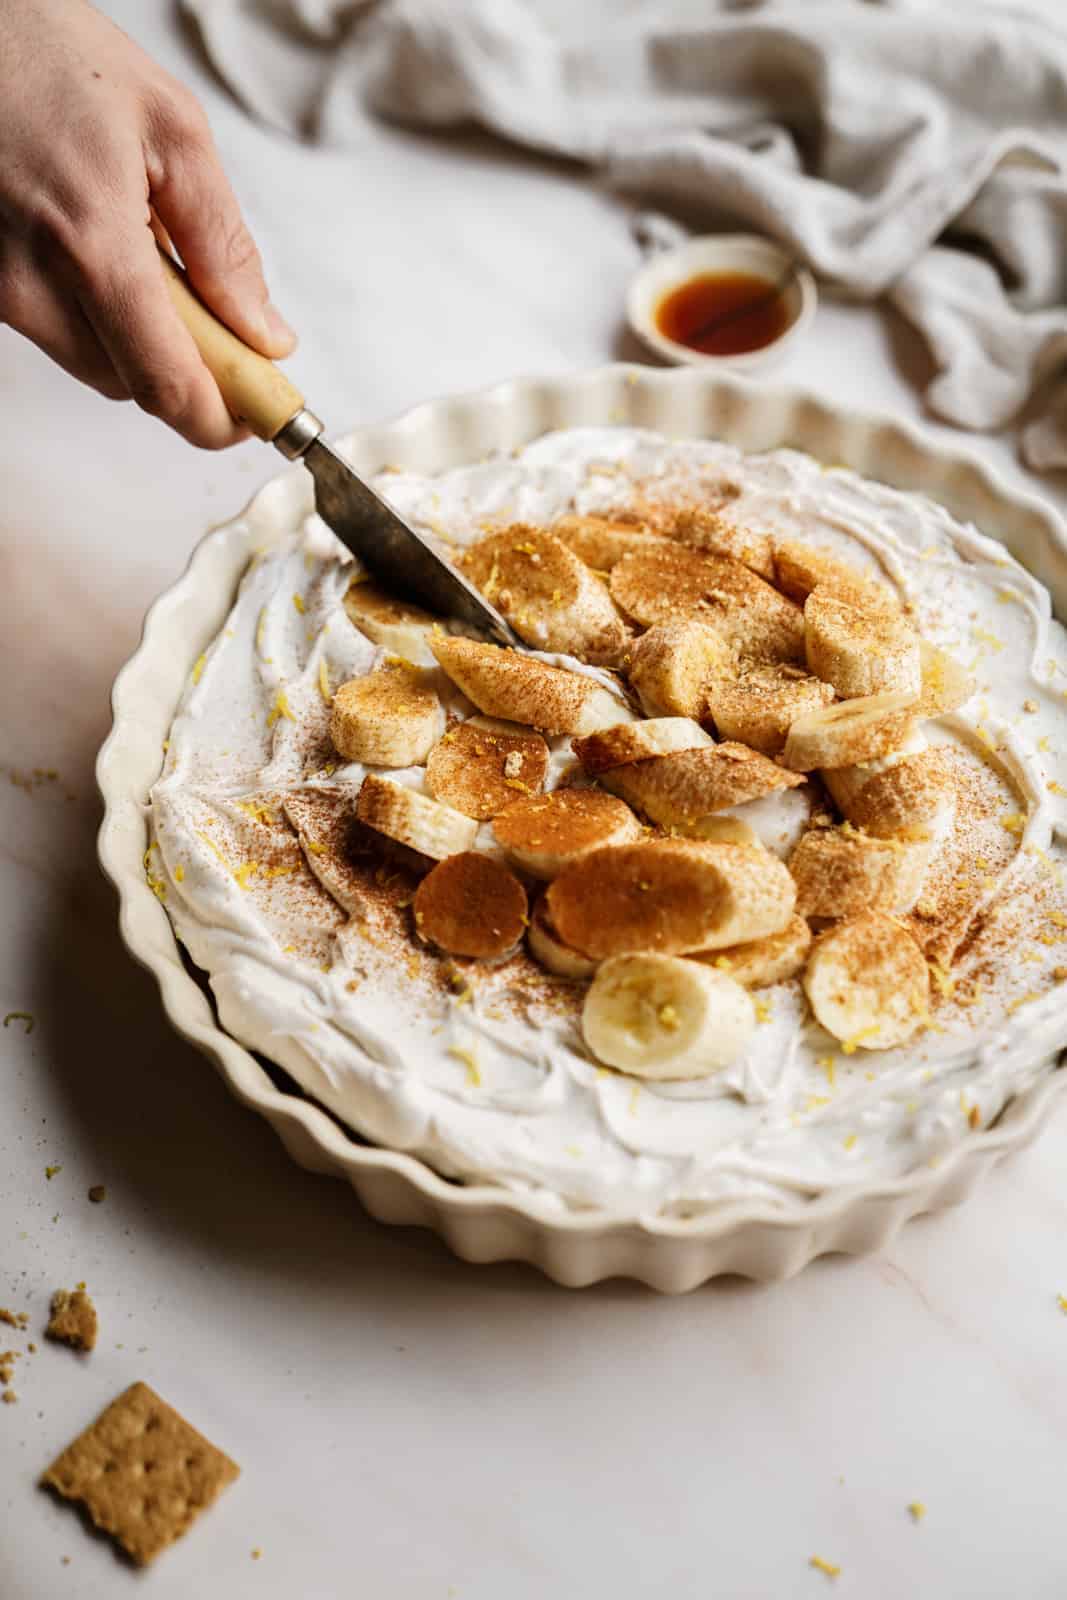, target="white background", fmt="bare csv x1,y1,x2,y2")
3,2,1067,1596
